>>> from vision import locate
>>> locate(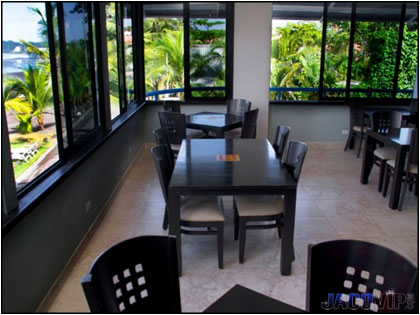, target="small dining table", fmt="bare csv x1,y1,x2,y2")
186,111,242,138
204,284,304,313
361,127,415,209
168,139,297,276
